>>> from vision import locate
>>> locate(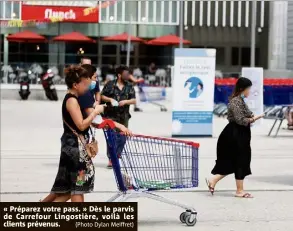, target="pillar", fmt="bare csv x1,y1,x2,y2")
268,1,288,70
4,34,9,66
48,42,65,67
